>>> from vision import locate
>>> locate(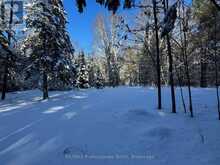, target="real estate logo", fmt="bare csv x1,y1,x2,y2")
0,0,23,30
